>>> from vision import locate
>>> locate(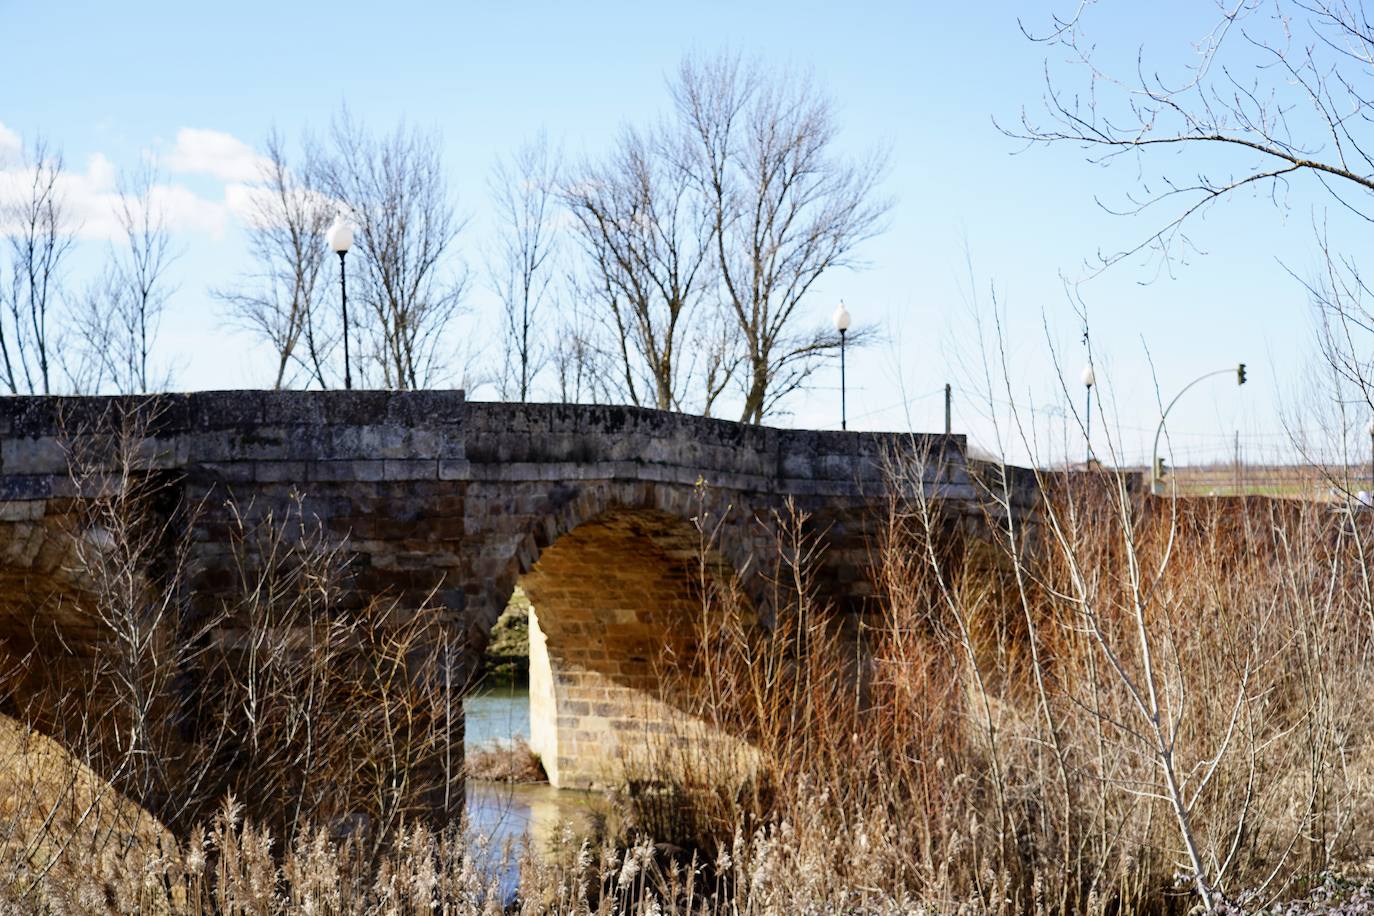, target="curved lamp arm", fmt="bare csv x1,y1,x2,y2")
1151,365,1245,496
